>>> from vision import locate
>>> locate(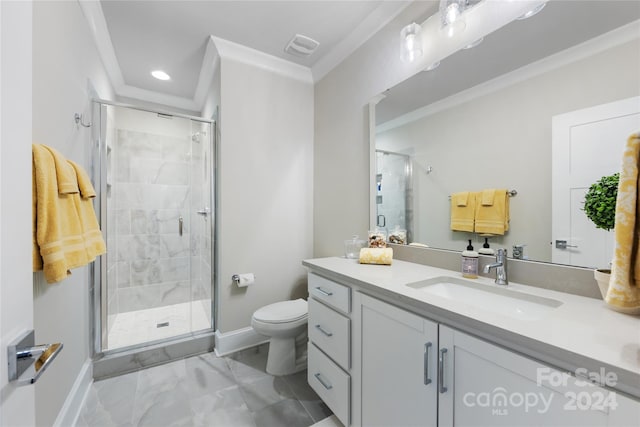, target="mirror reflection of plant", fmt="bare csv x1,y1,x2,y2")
583,173,619,231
